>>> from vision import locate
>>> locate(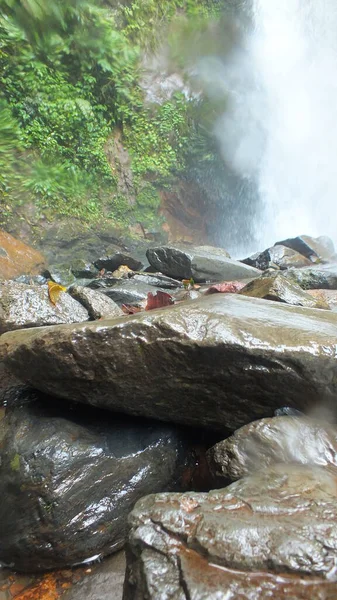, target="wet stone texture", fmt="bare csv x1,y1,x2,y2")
2,295,337,432
240,273,329,308
0,230,46,280
0,386,197,572
124,465,337,600
146,244,260,282
0,282,89,334
207,416,337,482
242,244,312,271
285,264,337,289
67,285,123,320
275,234,335,263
